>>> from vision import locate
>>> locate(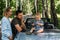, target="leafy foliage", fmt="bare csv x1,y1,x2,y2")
0,0,5,20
